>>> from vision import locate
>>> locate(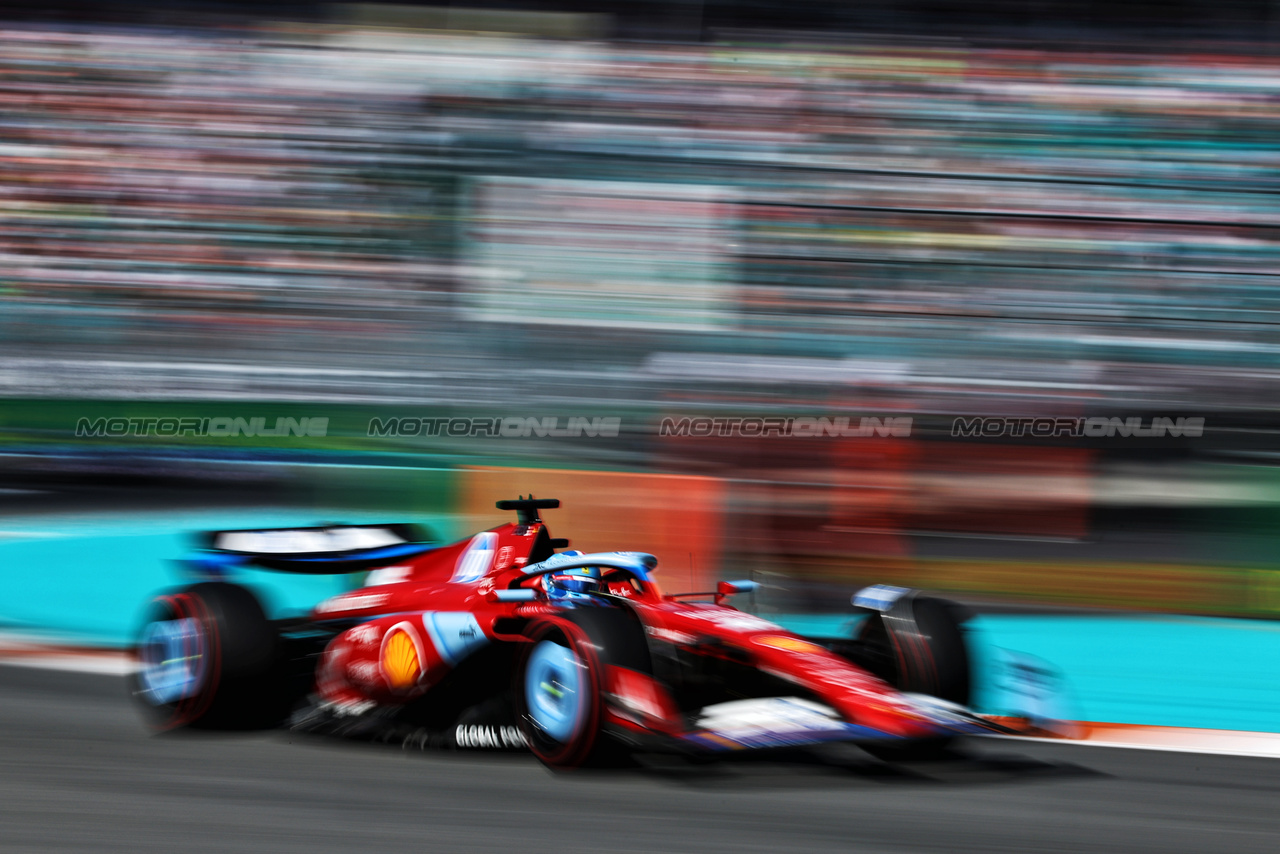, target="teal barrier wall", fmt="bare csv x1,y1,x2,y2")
0,510,462,645
773,613,1280,734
